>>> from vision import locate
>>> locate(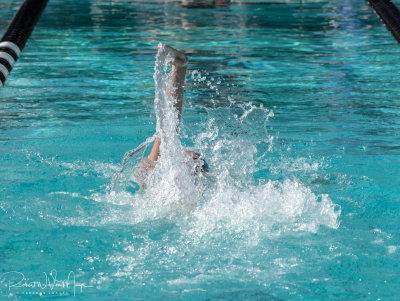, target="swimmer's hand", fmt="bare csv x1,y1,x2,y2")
158,43,188,67
131,157,157,189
